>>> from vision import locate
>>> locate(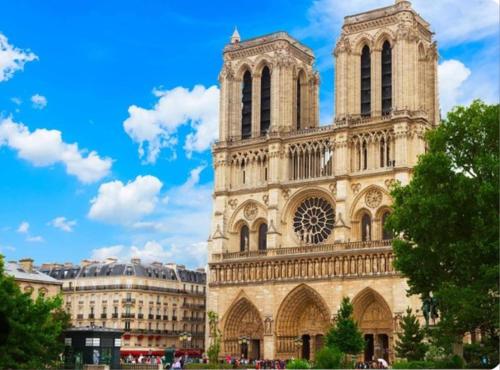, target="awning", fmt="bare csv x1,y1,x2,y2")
121,350,164,357
175,349,202,357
